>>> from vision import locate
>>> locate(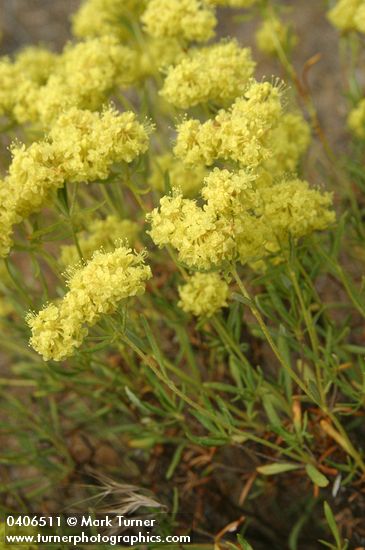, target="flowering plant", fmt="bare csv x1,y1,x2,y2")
1,0,365,547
